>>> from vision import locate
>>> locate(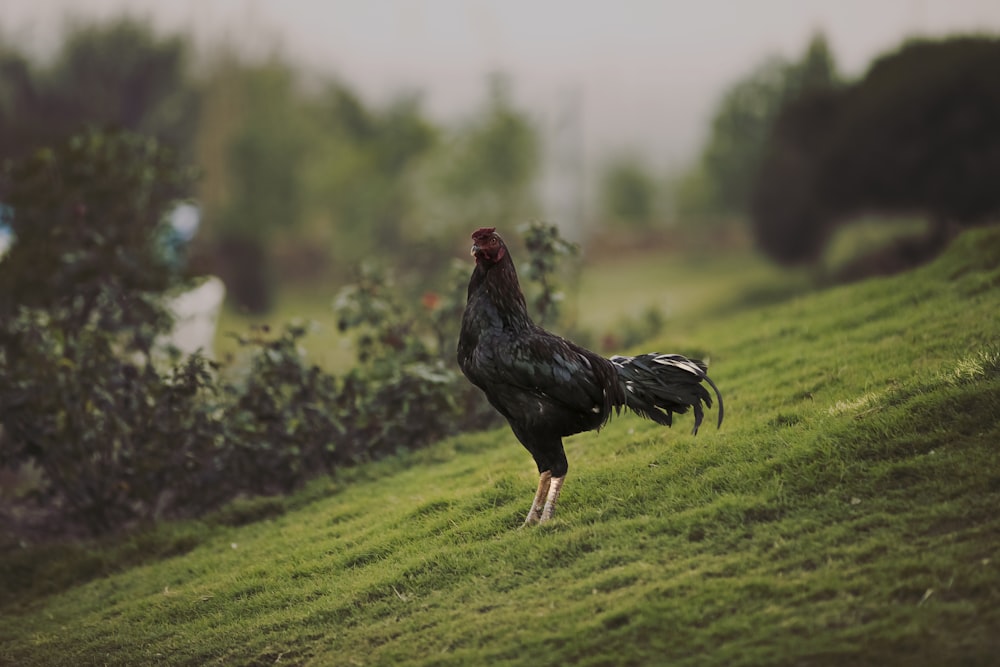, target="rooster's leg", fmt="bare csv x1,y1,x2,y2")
539,475,565,523
523,471,552,526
